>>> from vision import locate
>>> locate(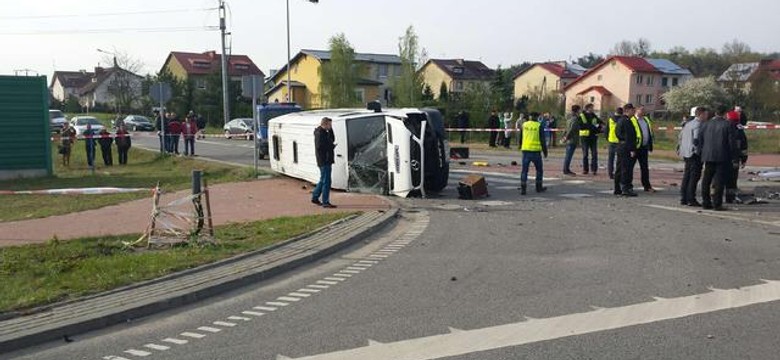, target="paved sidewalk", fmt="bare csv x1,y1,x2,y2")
0,178,391,247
